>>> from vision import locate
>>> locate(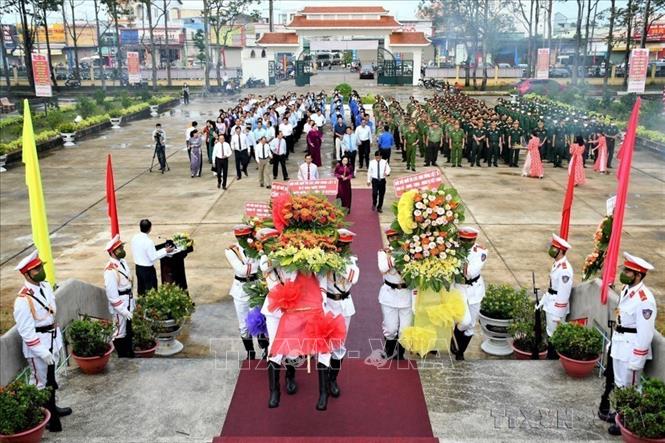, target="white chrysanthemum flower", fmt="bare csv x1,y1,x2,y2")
438,190,444,195
423,250,430,257
444,204,450,210
247,239,254,244
436,237,444,244
414,210,422,216
446,210,453,217
449,250,456,256
428,242,436,249
426,208,433,214
440,252,447,259
446,194,452,201
436,208,445,215
421,193,428,199
412,235,419,241
415,246,423,252
415,202,425,209
404,255,410,262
